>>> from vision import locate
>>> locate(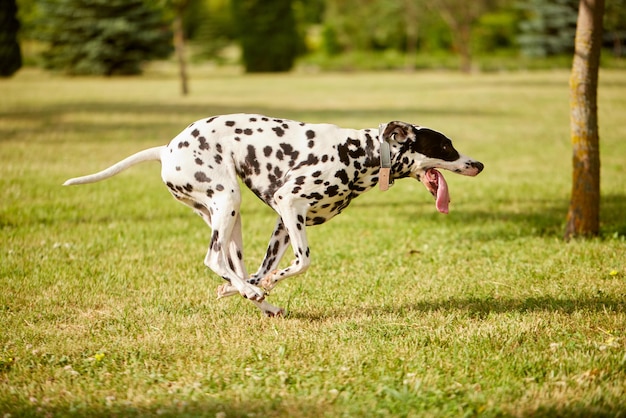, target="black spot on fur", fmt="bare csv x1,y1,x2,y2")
245,145,261,175
306,130,315,139
210,230,220,251
273,127,285,137
198,137,210,151
191,129,199,137
334,169,350,185
225,120,235,127
271,240,280,256
279,143,293,155
264,146,272,157
336,138,365,166
325,185,340,197
195,172,211,182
